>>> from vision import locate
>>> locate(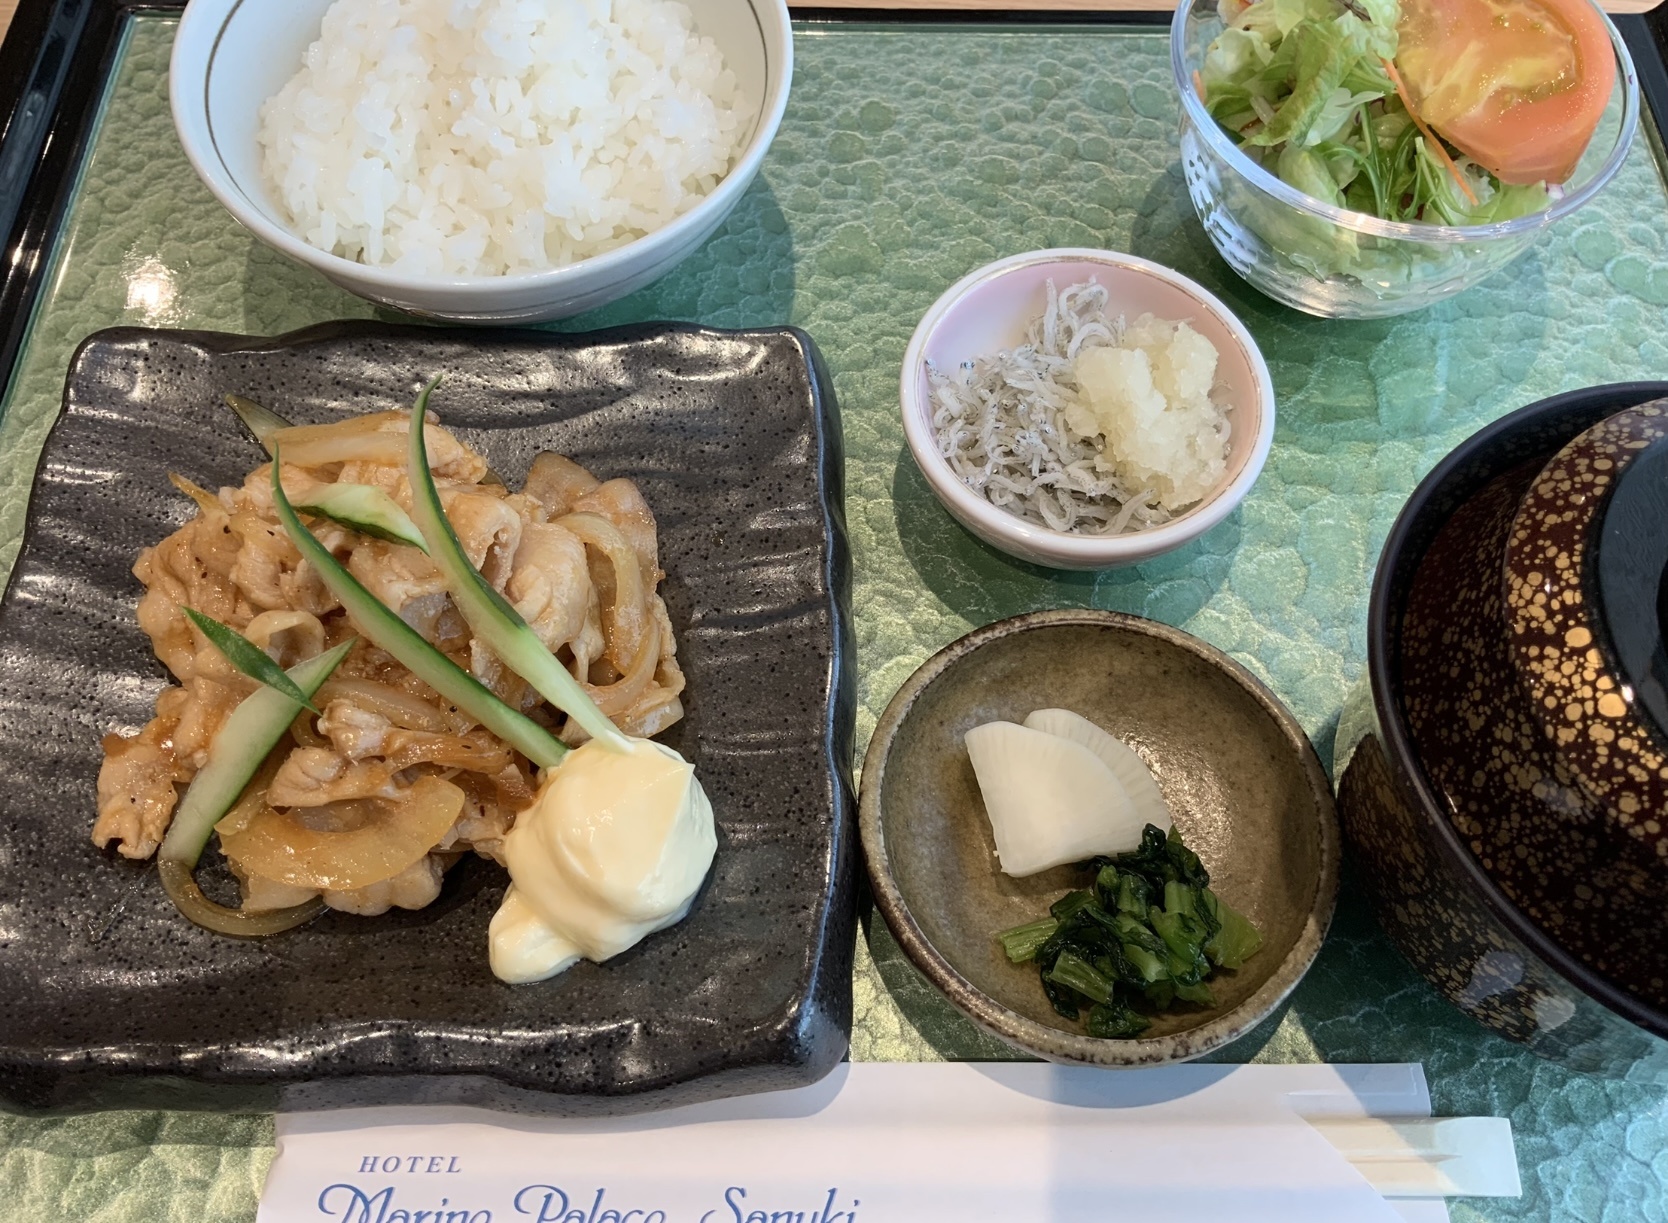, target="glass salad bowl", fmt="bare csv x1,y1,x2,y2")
1171,0,1640,319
